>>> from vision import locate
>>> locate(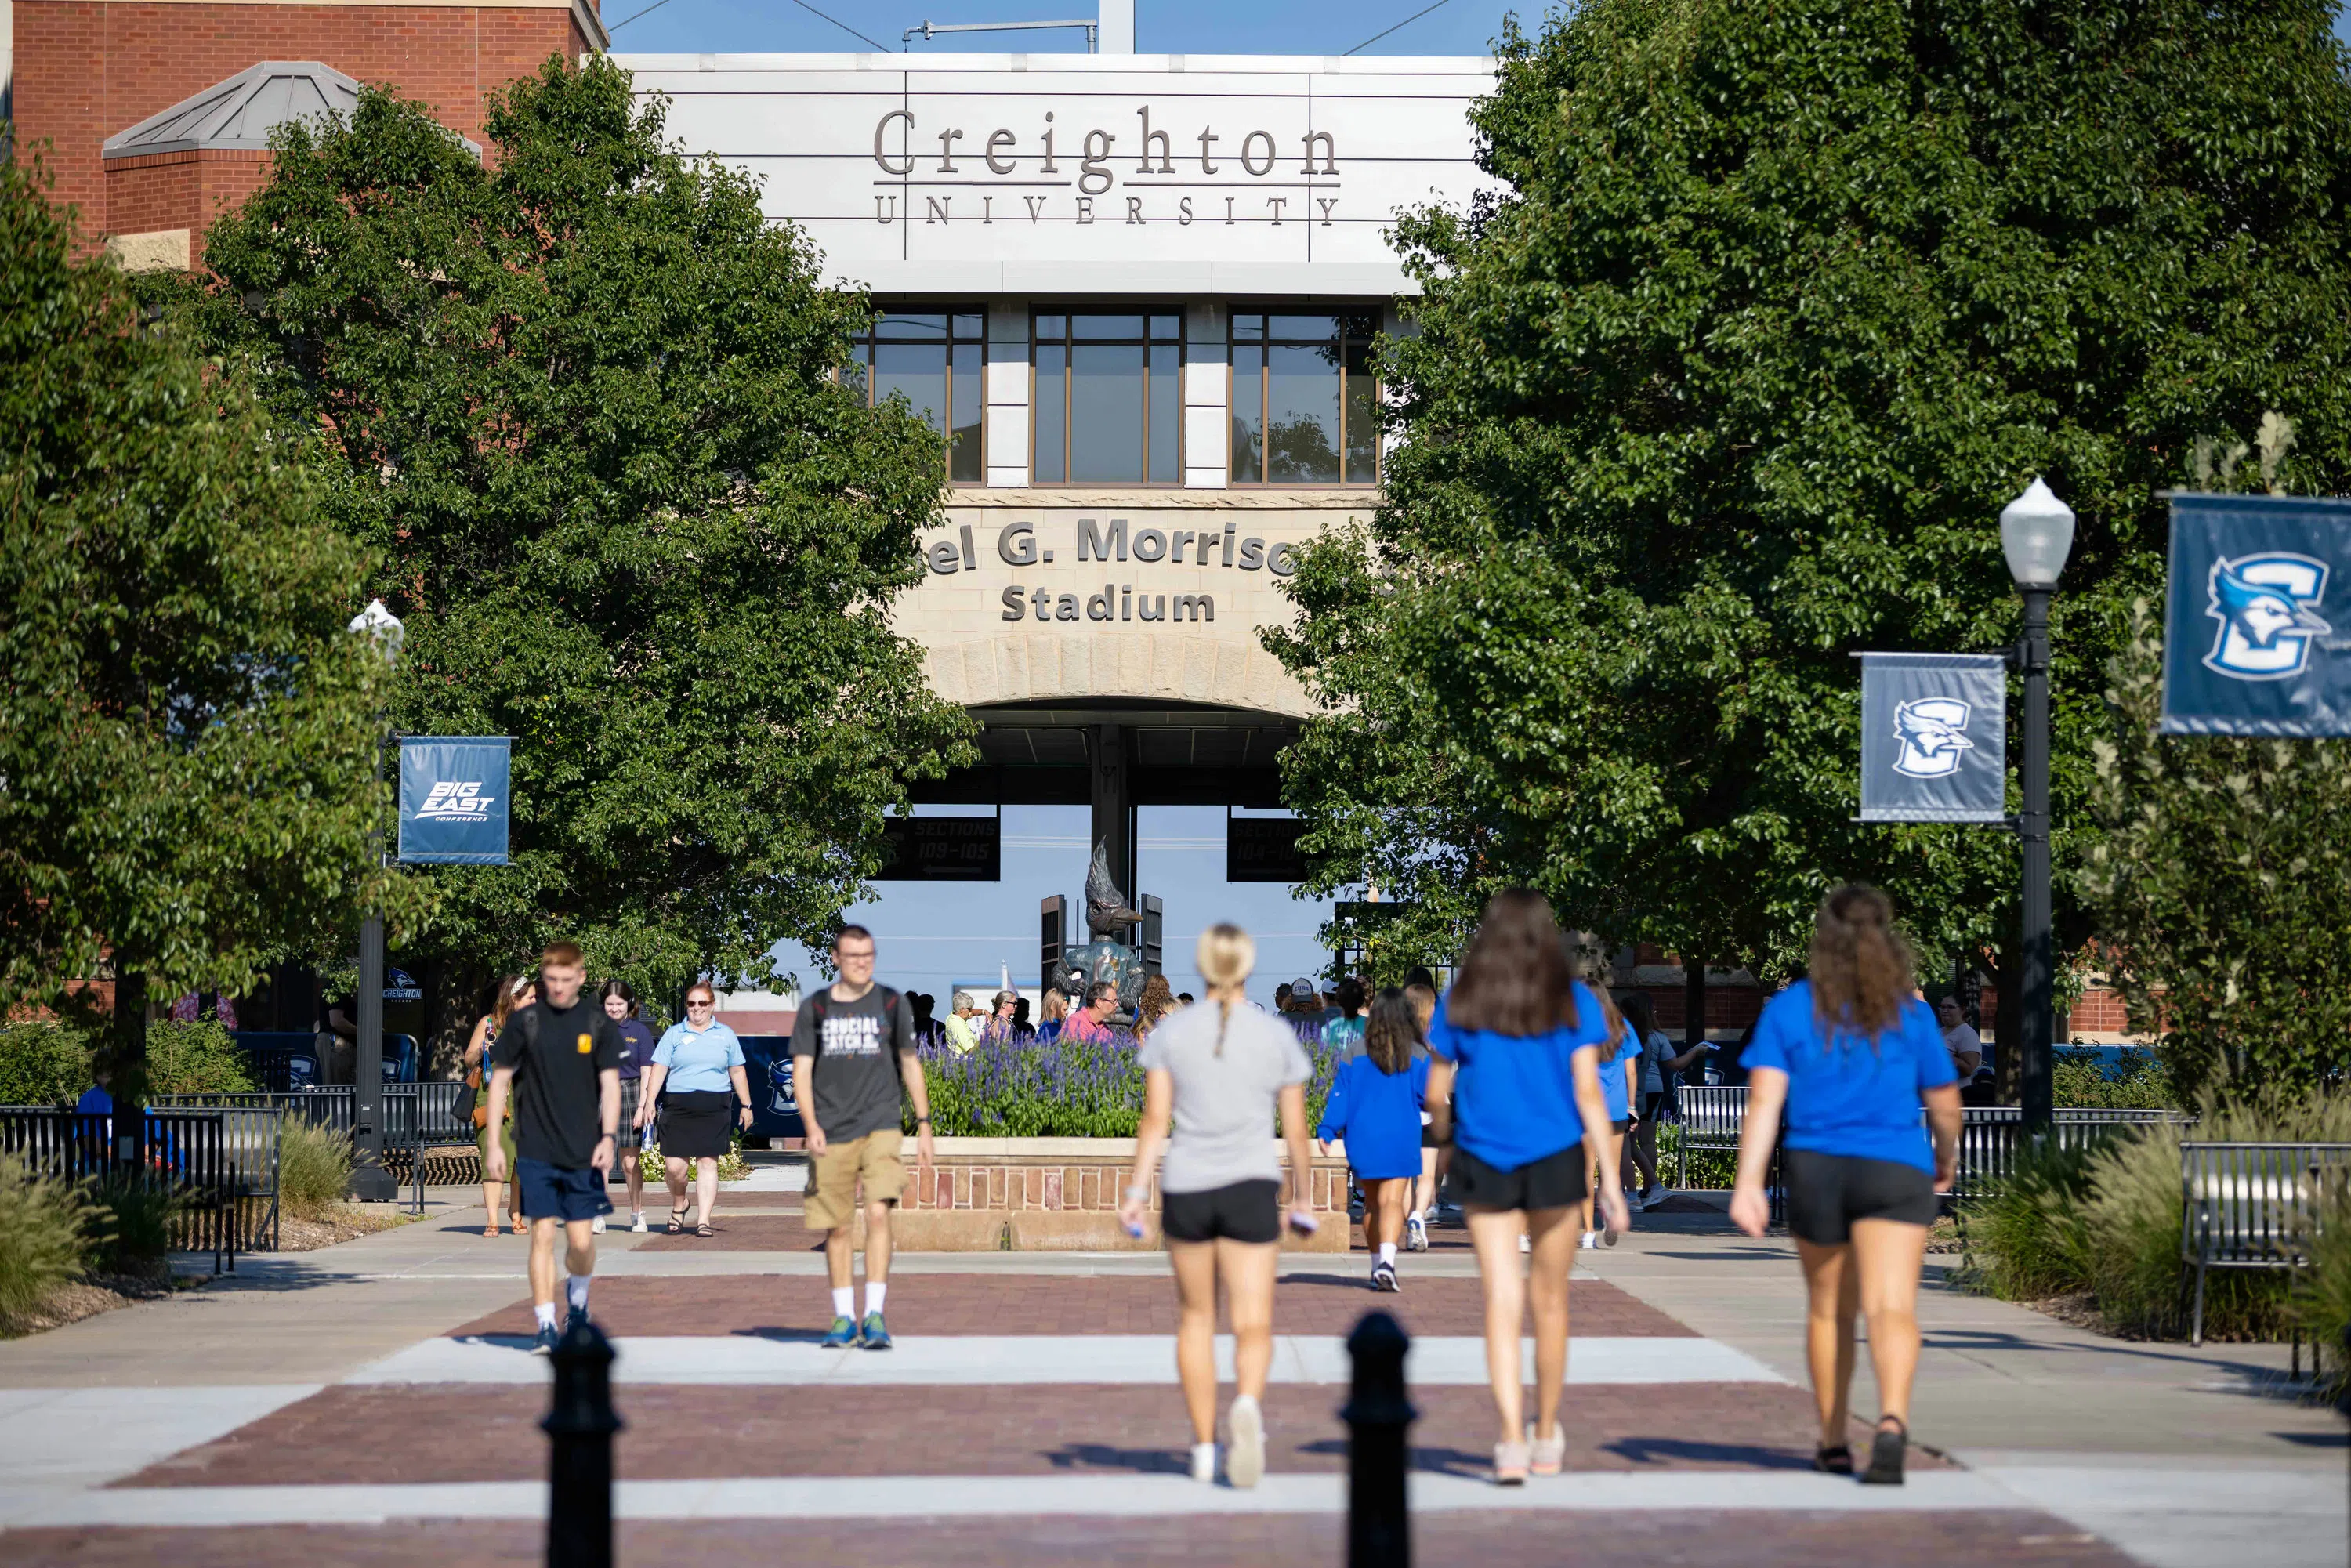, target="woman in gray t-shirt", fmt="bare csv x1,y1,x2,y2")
1119,923,1317,1491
